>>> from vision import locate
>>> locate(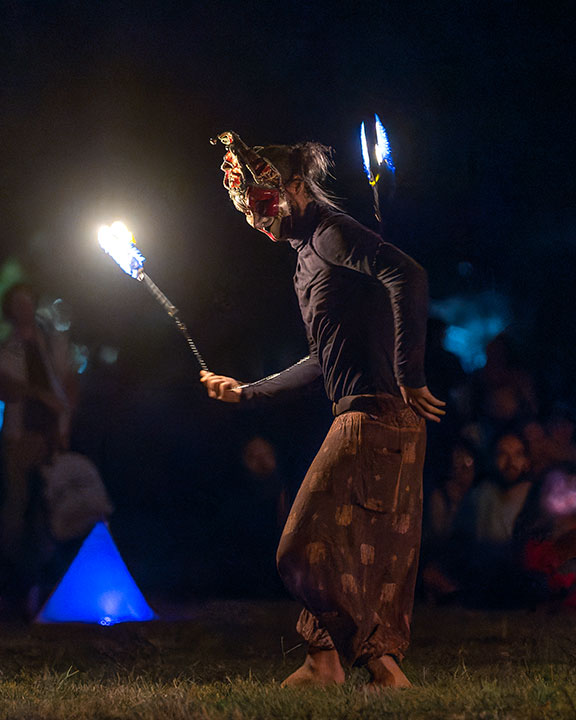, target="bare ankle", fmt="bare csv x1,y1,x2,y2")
366,654,411,689
281,649,345,687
